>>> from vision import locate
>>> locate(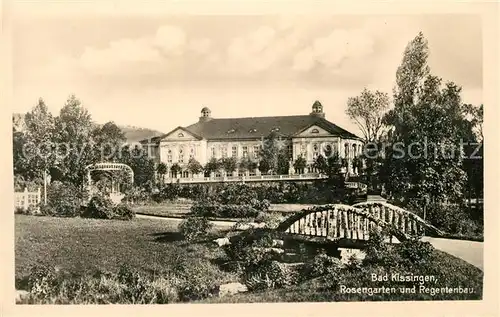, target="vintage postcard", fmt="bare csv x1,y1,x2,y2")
1,0,498,316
